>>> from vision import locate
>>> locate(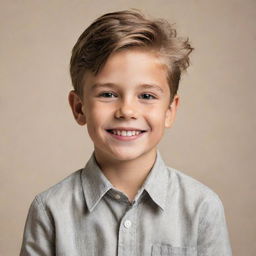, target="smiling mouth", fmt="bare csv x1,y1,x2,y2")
106,129,147,137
